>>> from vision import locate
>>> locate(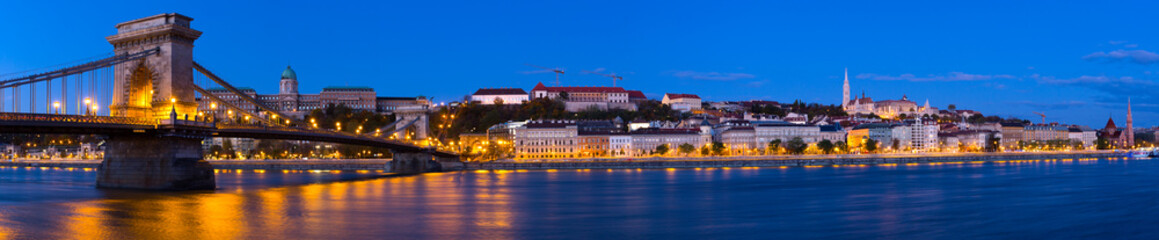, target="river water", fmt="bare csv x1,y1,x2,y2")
2,157,1157,239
